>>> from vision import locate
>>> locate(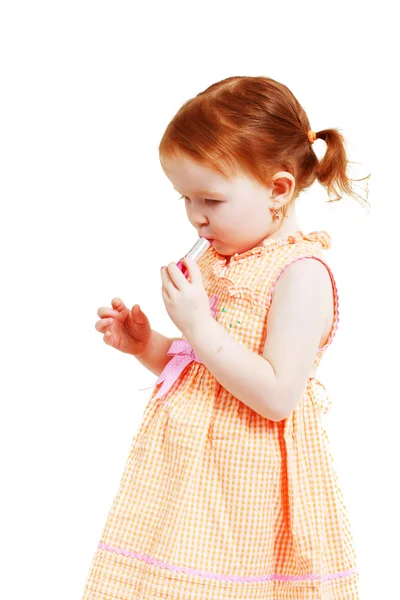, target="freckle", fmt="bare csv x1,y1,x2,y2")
221,307,227,313
229,324,233,328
